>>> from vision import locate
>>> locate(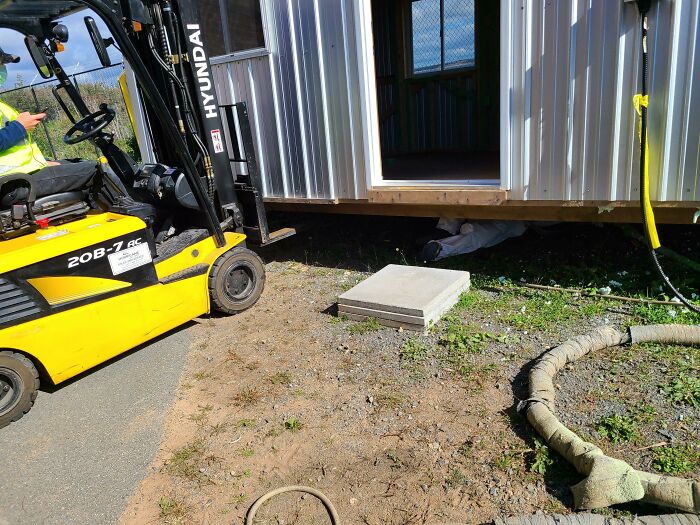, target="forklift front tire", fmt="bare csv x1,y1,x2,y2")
0,351,40,430
208,247,266,314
